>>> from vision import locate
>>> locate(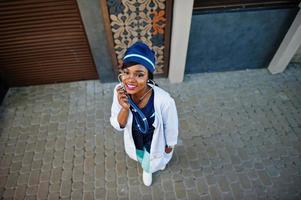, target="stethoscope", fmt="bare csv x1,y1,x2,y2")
118,73,155,134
